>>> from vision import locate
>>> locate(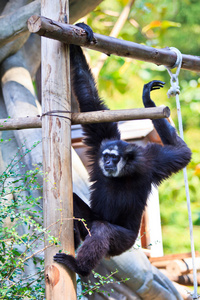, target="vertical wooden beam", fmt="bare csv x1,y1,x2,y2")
41,0,76,299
